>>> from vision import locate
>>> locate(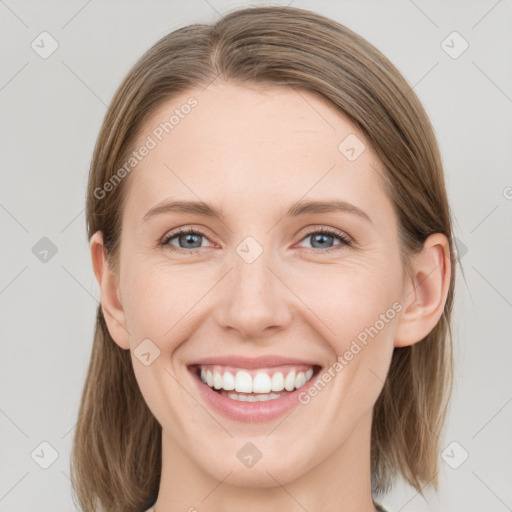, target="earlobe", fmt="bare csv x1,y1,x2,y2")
394,233,451,347
90,231,131,350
